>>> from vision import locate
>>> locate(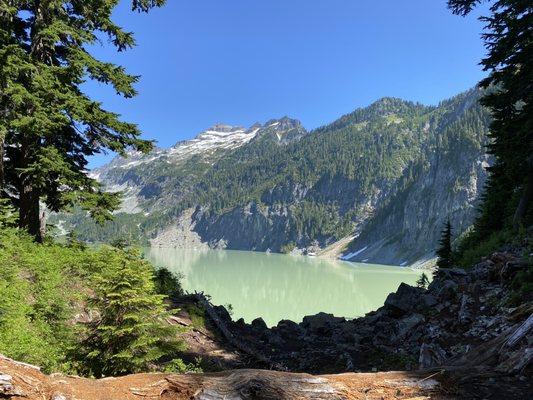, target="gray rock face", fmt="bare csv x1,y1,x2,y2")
192,203,292,251
418,342,446,369
344,150,490,265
